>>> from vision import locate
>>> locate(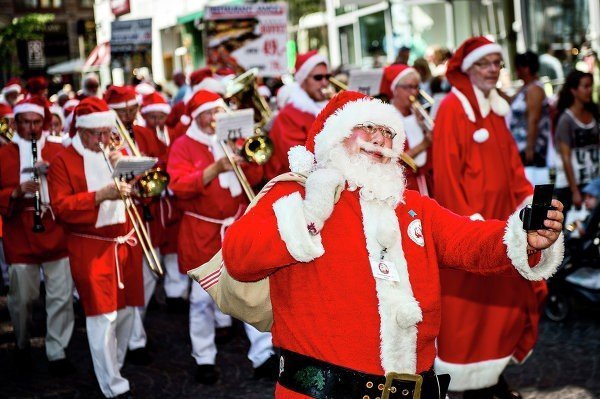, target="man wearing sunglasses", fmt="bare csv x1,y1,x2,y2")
433,37,541,399
265,50,331,179
222,90,564,399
